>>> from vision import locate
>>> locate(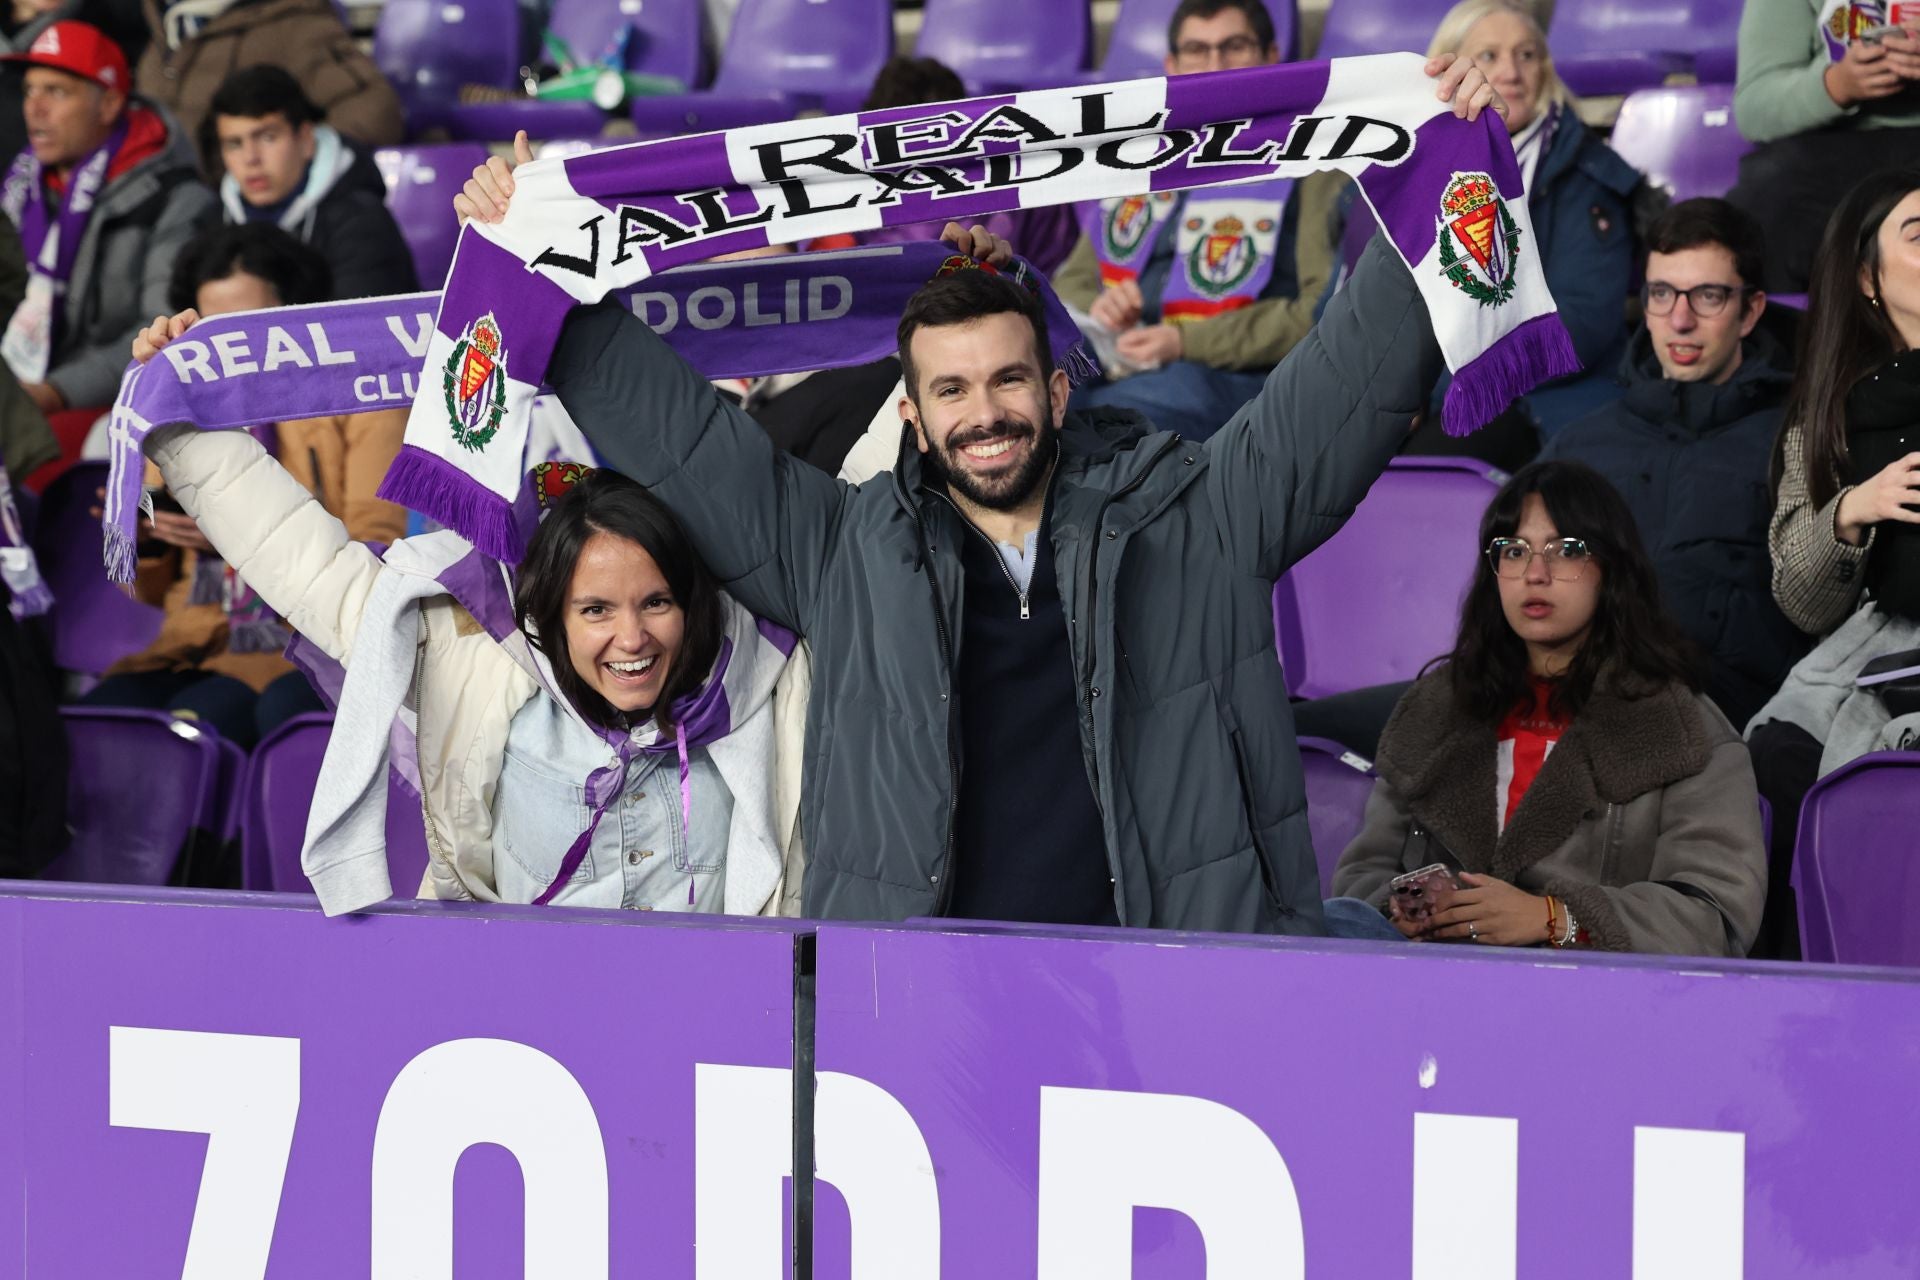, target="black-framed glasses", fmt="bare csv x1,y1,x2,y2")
1487,536,1593,580
1172,34,1264,64
1641,281,1750,317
